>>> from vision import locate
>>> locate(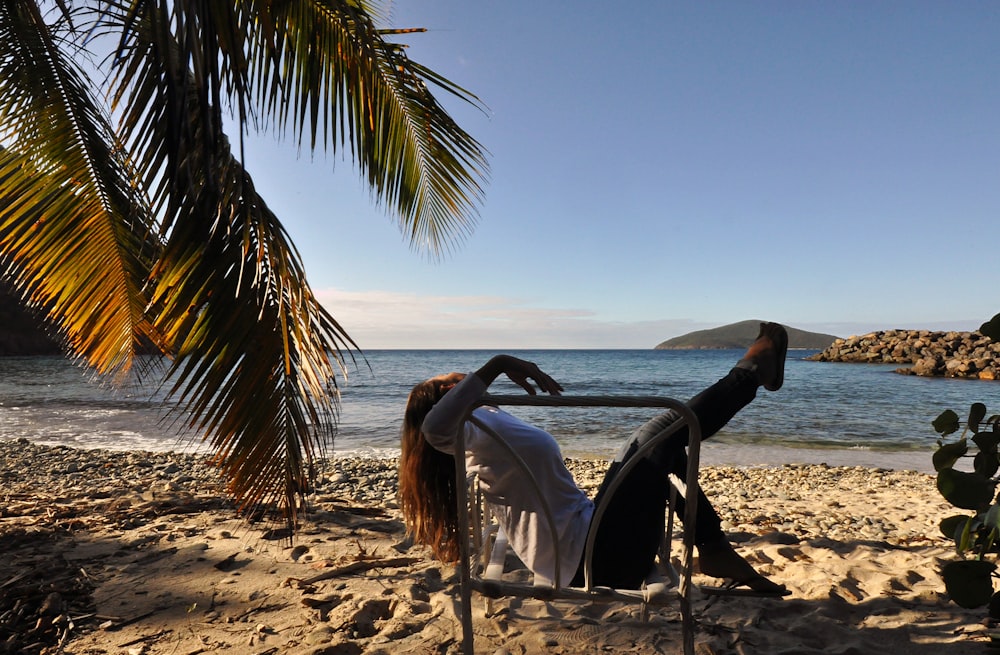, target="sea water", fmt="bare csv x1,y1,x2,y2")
0,350,996,469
